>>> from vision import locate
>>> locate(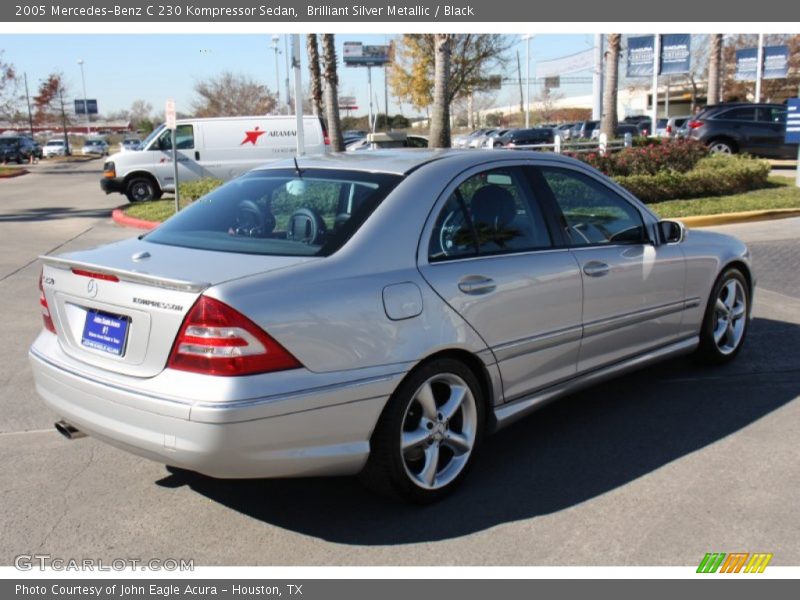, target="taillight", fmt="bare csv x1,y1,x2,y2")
167,296,302,376
324,135,331,146
39,270,56,334
666,125,672,134
688,120,704,129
